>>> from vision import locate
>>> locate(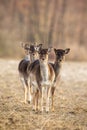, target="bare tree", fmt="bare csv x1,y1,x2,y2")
48,0,58,46
57,0,67,45
79,0,87,46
